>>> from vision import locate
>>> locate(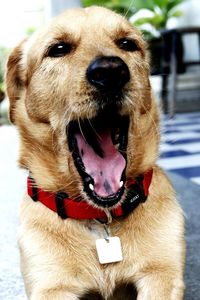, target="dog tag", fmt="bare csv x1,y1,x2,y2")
96,236,123,264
